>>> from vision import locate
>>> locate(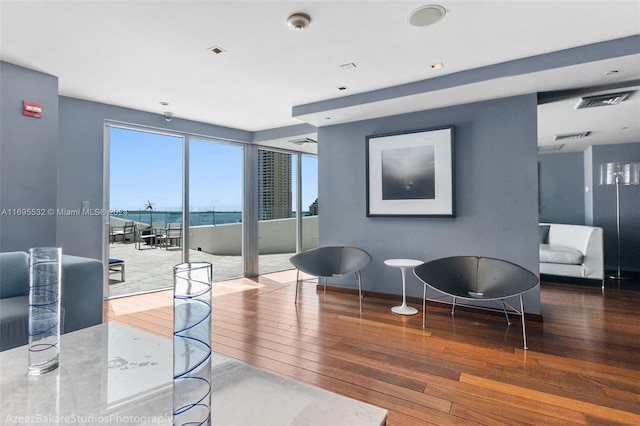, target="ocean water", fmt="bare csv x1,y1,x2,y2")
116,210,242,226
116,210,310,226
